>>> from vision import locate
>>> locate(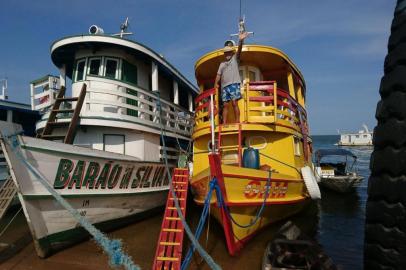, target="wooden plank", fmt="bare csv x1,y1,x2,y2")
64,83,87,144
